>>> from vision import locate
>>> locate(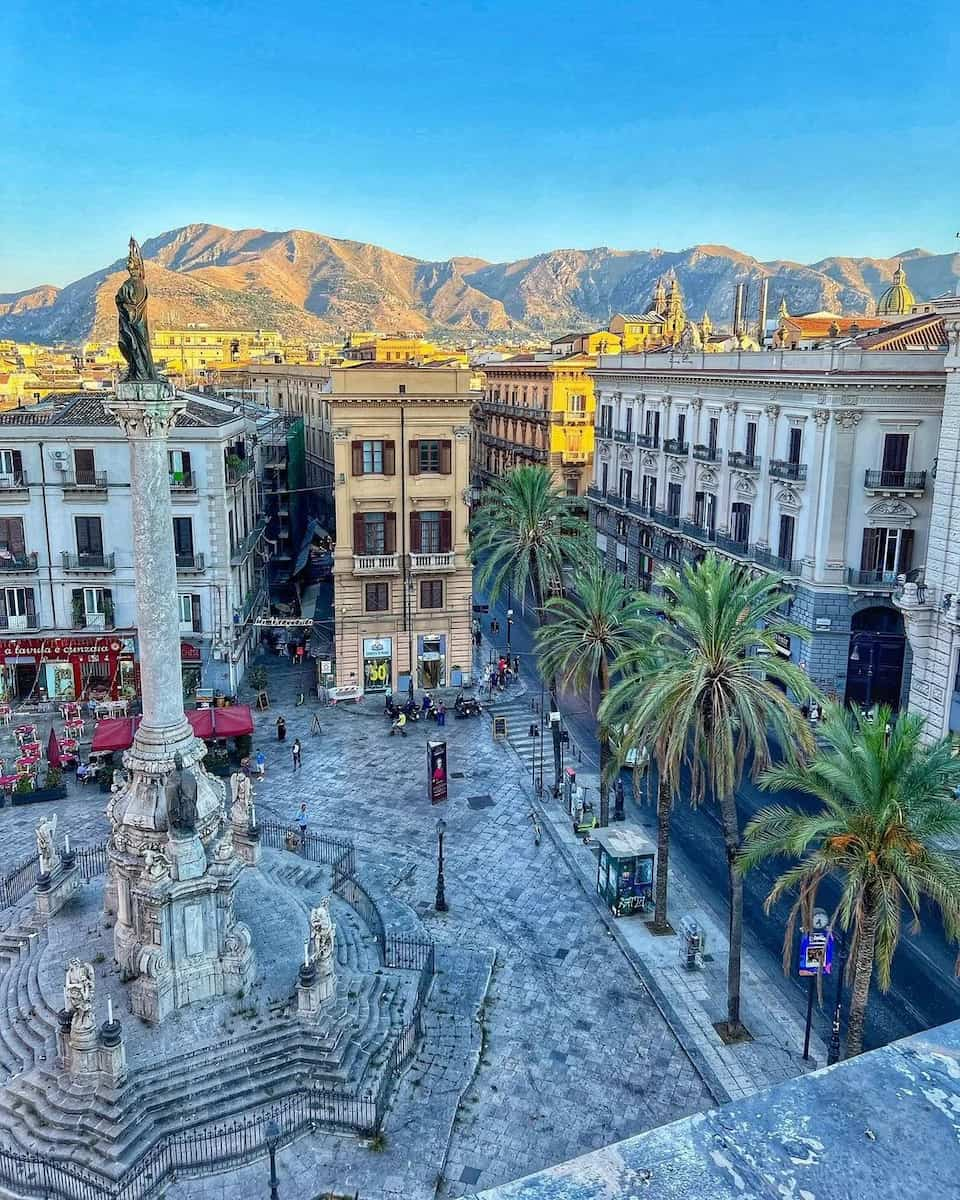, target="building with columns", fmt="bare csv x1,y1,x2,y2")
329,364,476,694
588,344,946,707
895,296,960,734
